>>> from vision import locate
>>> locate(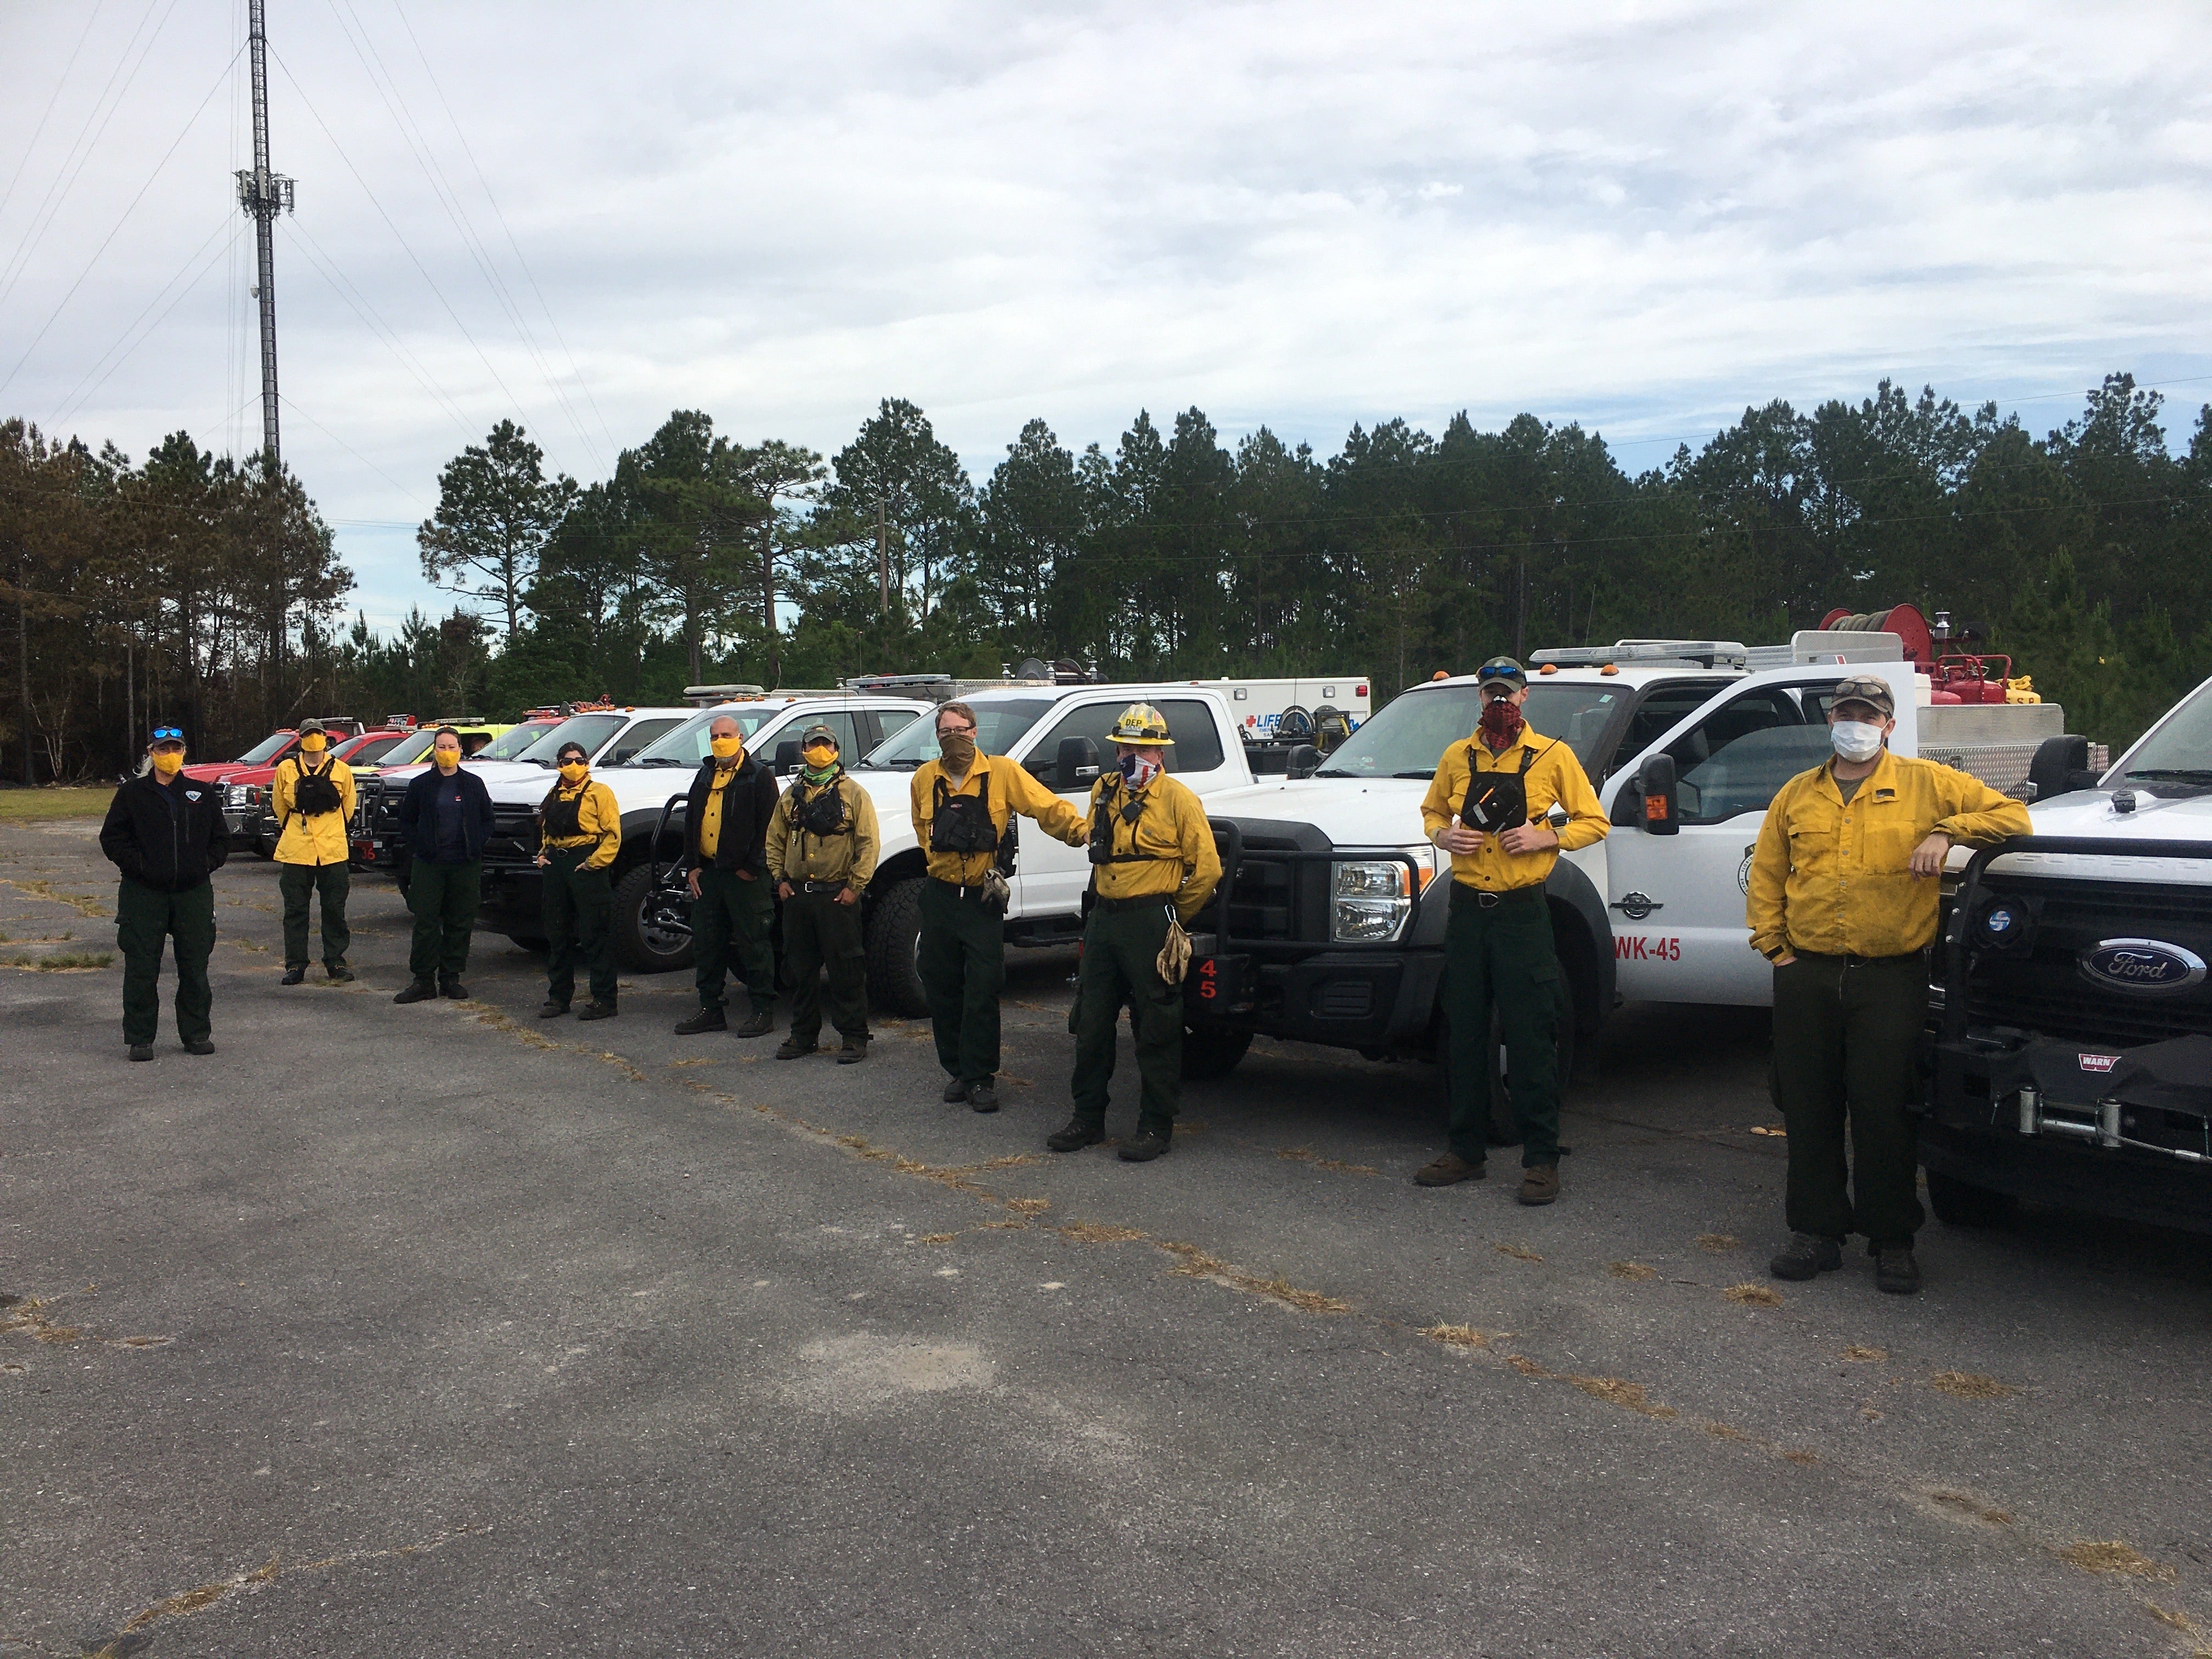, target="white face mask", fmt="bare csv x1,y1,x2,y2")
1830,721,1885,763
